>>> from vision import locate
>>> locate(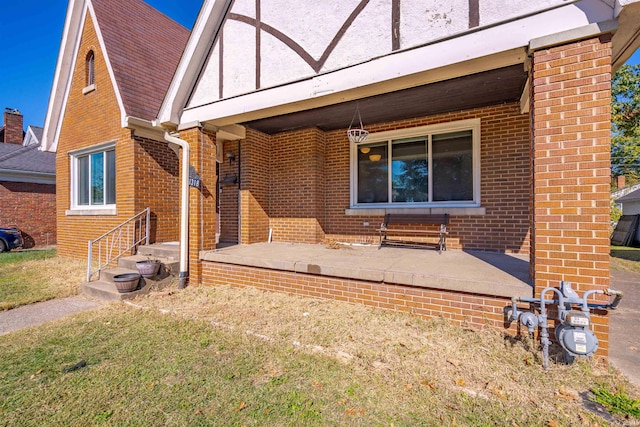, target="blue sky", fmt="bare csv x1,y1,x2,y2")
0,1,638,131
0,1,202,130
